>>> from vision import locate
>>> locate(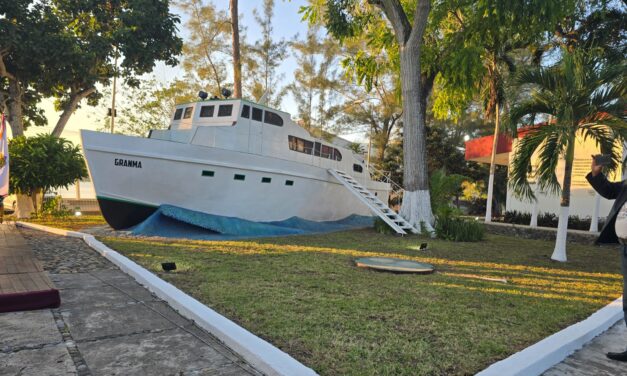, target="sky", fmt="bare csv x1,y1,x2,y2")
21,0,336,145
